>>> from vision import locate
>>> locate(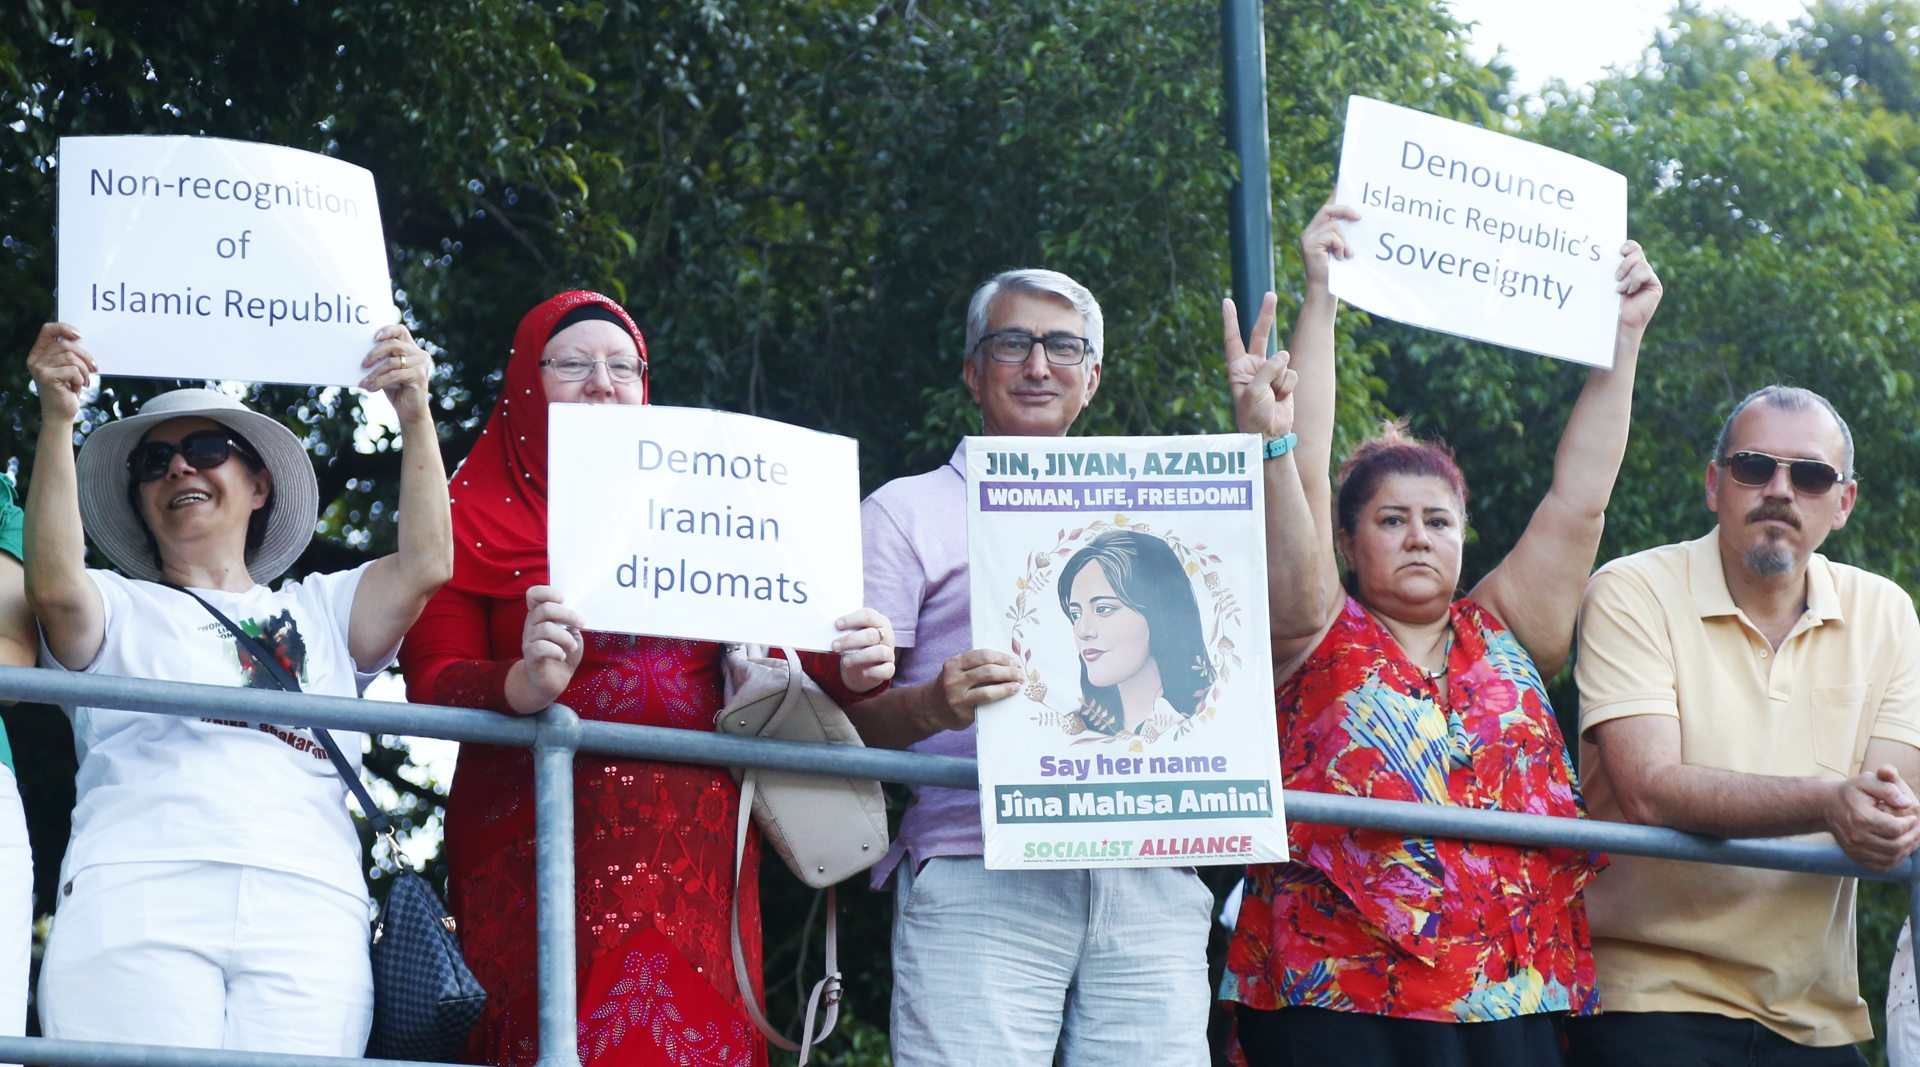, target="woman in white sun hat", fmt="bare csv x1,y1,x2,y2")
21,320,453,1054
